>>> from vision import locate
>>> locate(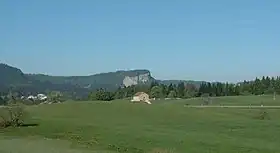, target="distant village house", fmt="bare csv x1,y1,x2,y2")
27,93,47,101
131,92,151,104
